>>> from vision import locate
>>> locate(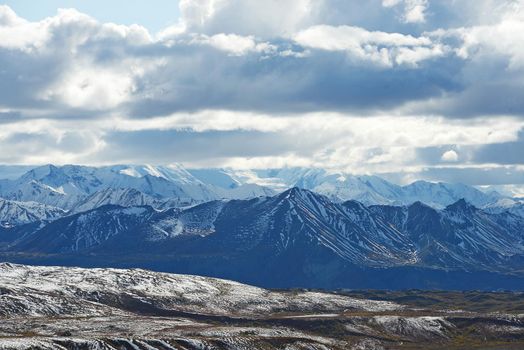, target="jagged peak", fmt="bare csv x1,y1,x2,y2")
445,198,477,212
341,199,367,211
408,201,435,211
279,187,317,200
